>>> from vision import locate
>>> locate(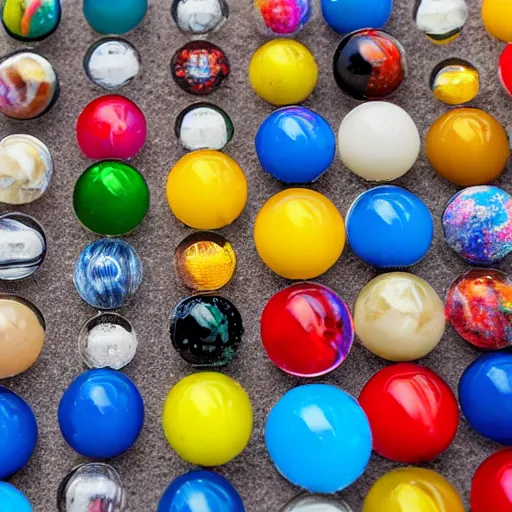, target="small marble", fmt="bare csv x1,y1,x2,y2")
78,312,138,370
0,213,46,280
175,102,233,151
83,0,147,34
172,0,229,36
57,463,124,512
254,0,312,36
0,51,59,120
0,134,52,205
84,38,140,91
430,58,479,105
354,273,445,361
0,295,45,379
74,239,143,310
415,0,469,44
280,494,354,512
